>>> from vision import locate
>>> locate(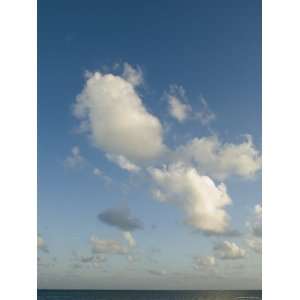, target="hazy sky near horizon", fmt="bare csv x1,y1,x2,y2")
38,0,261,290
